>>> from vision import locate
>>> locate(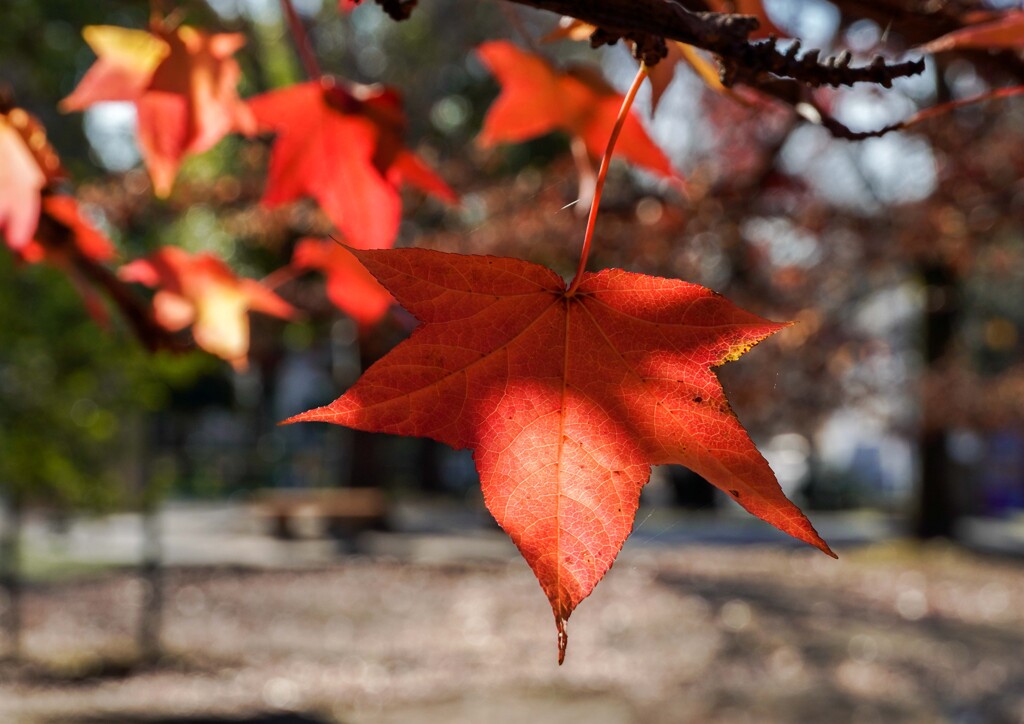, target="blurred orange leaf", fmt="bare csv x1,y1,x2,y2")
705,0,785,40
119,247,296,369
543,16,597,42
61,23,256,197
